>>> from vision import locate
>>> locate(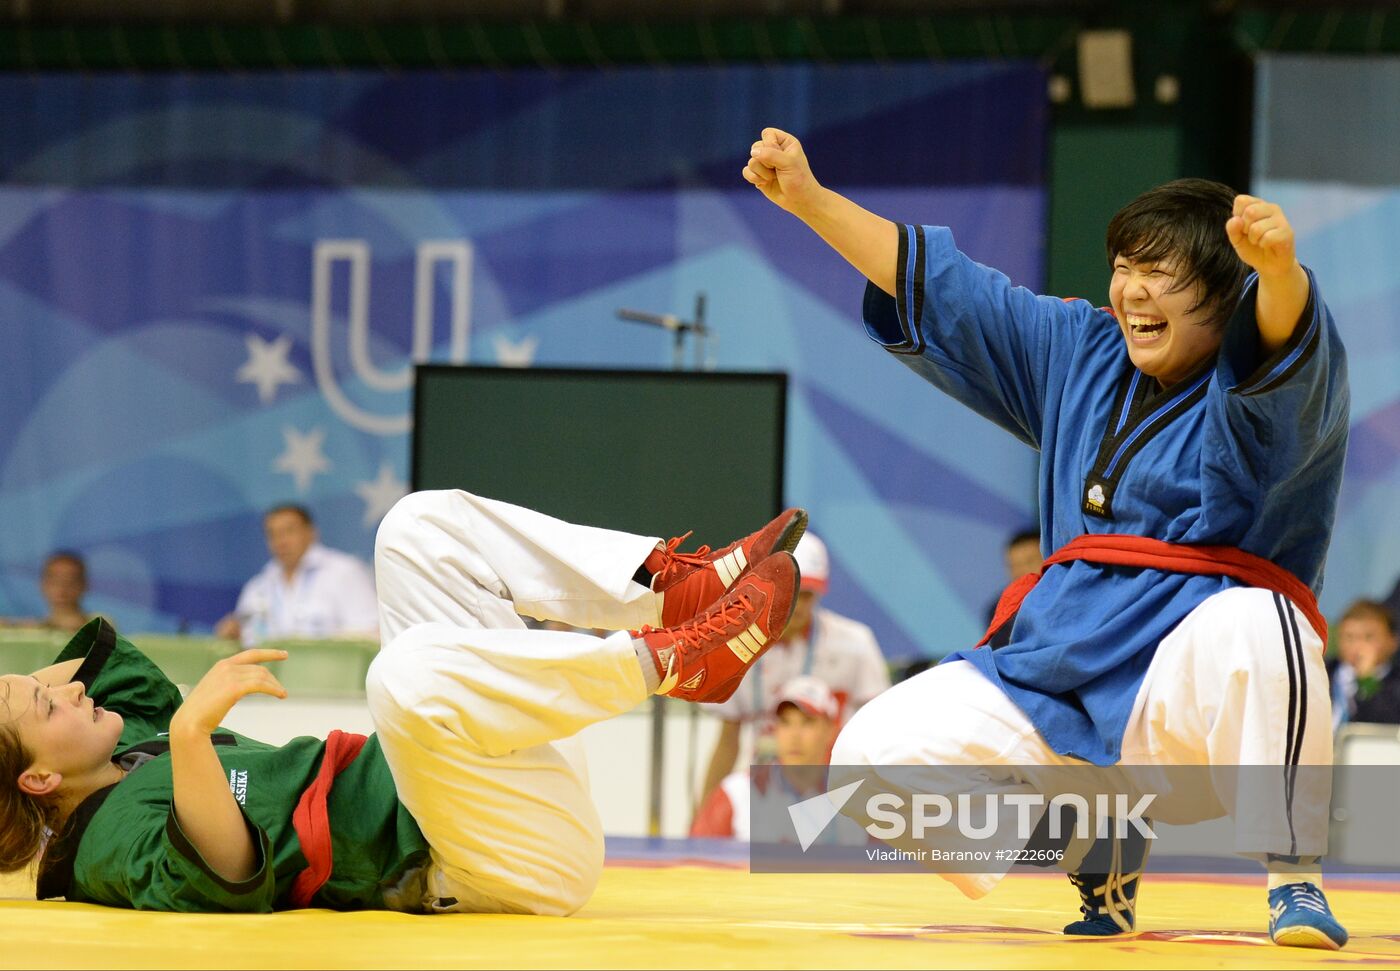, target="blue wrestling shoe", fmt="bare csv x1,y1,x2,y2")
1269,882,1348,950
1064,868,1143,935
1063,825,1150,936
